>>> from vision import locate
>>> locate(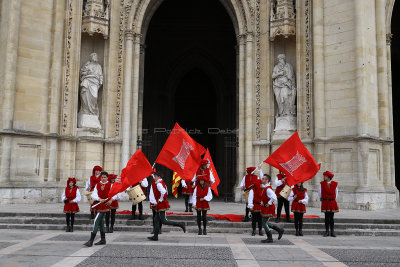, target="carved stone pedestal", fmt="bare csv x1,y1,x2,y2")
76,127,104,138
77,113,102,129
272,116,297,141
